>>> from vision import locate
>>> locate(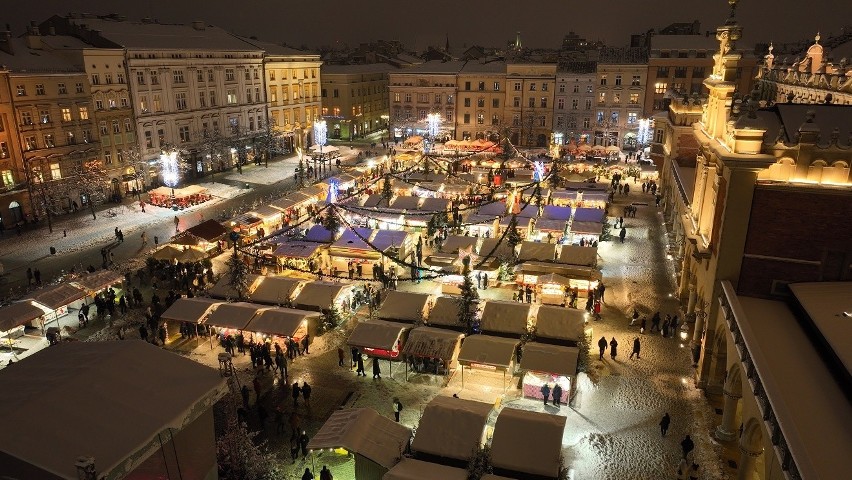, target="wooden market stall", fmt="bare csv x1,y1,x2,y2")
410,396,492,465
535,305,587,344
519,343,581,406
377,291,434,323
244,307,319,346
557,244,598,267
402,327,464,377
248,276,305,306
291,280,354,313
25,284,87,331
517,241,557,263
70,270,125,298
0,302,46,341
479,300,531,337
273,241,325,271
348,319,411,374
515,262,601,295
457,334,520,391
490,407,567,479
